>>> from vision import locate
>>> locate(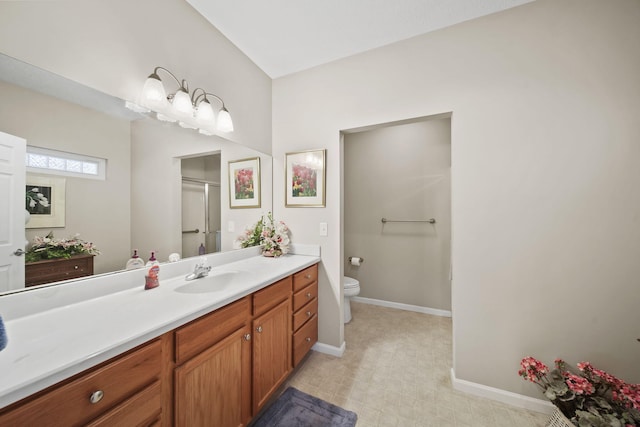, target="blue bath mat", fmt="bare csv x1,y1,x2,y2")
251,387,357,427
